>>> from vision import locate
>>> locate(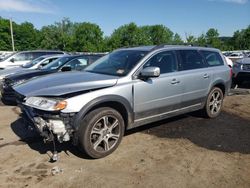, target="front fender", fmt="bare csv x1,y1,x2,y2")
73,95,134,131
